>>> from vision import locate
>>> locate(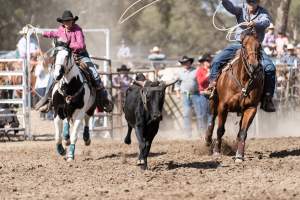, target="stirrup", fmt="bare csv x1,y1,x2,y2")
38,102,51,113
